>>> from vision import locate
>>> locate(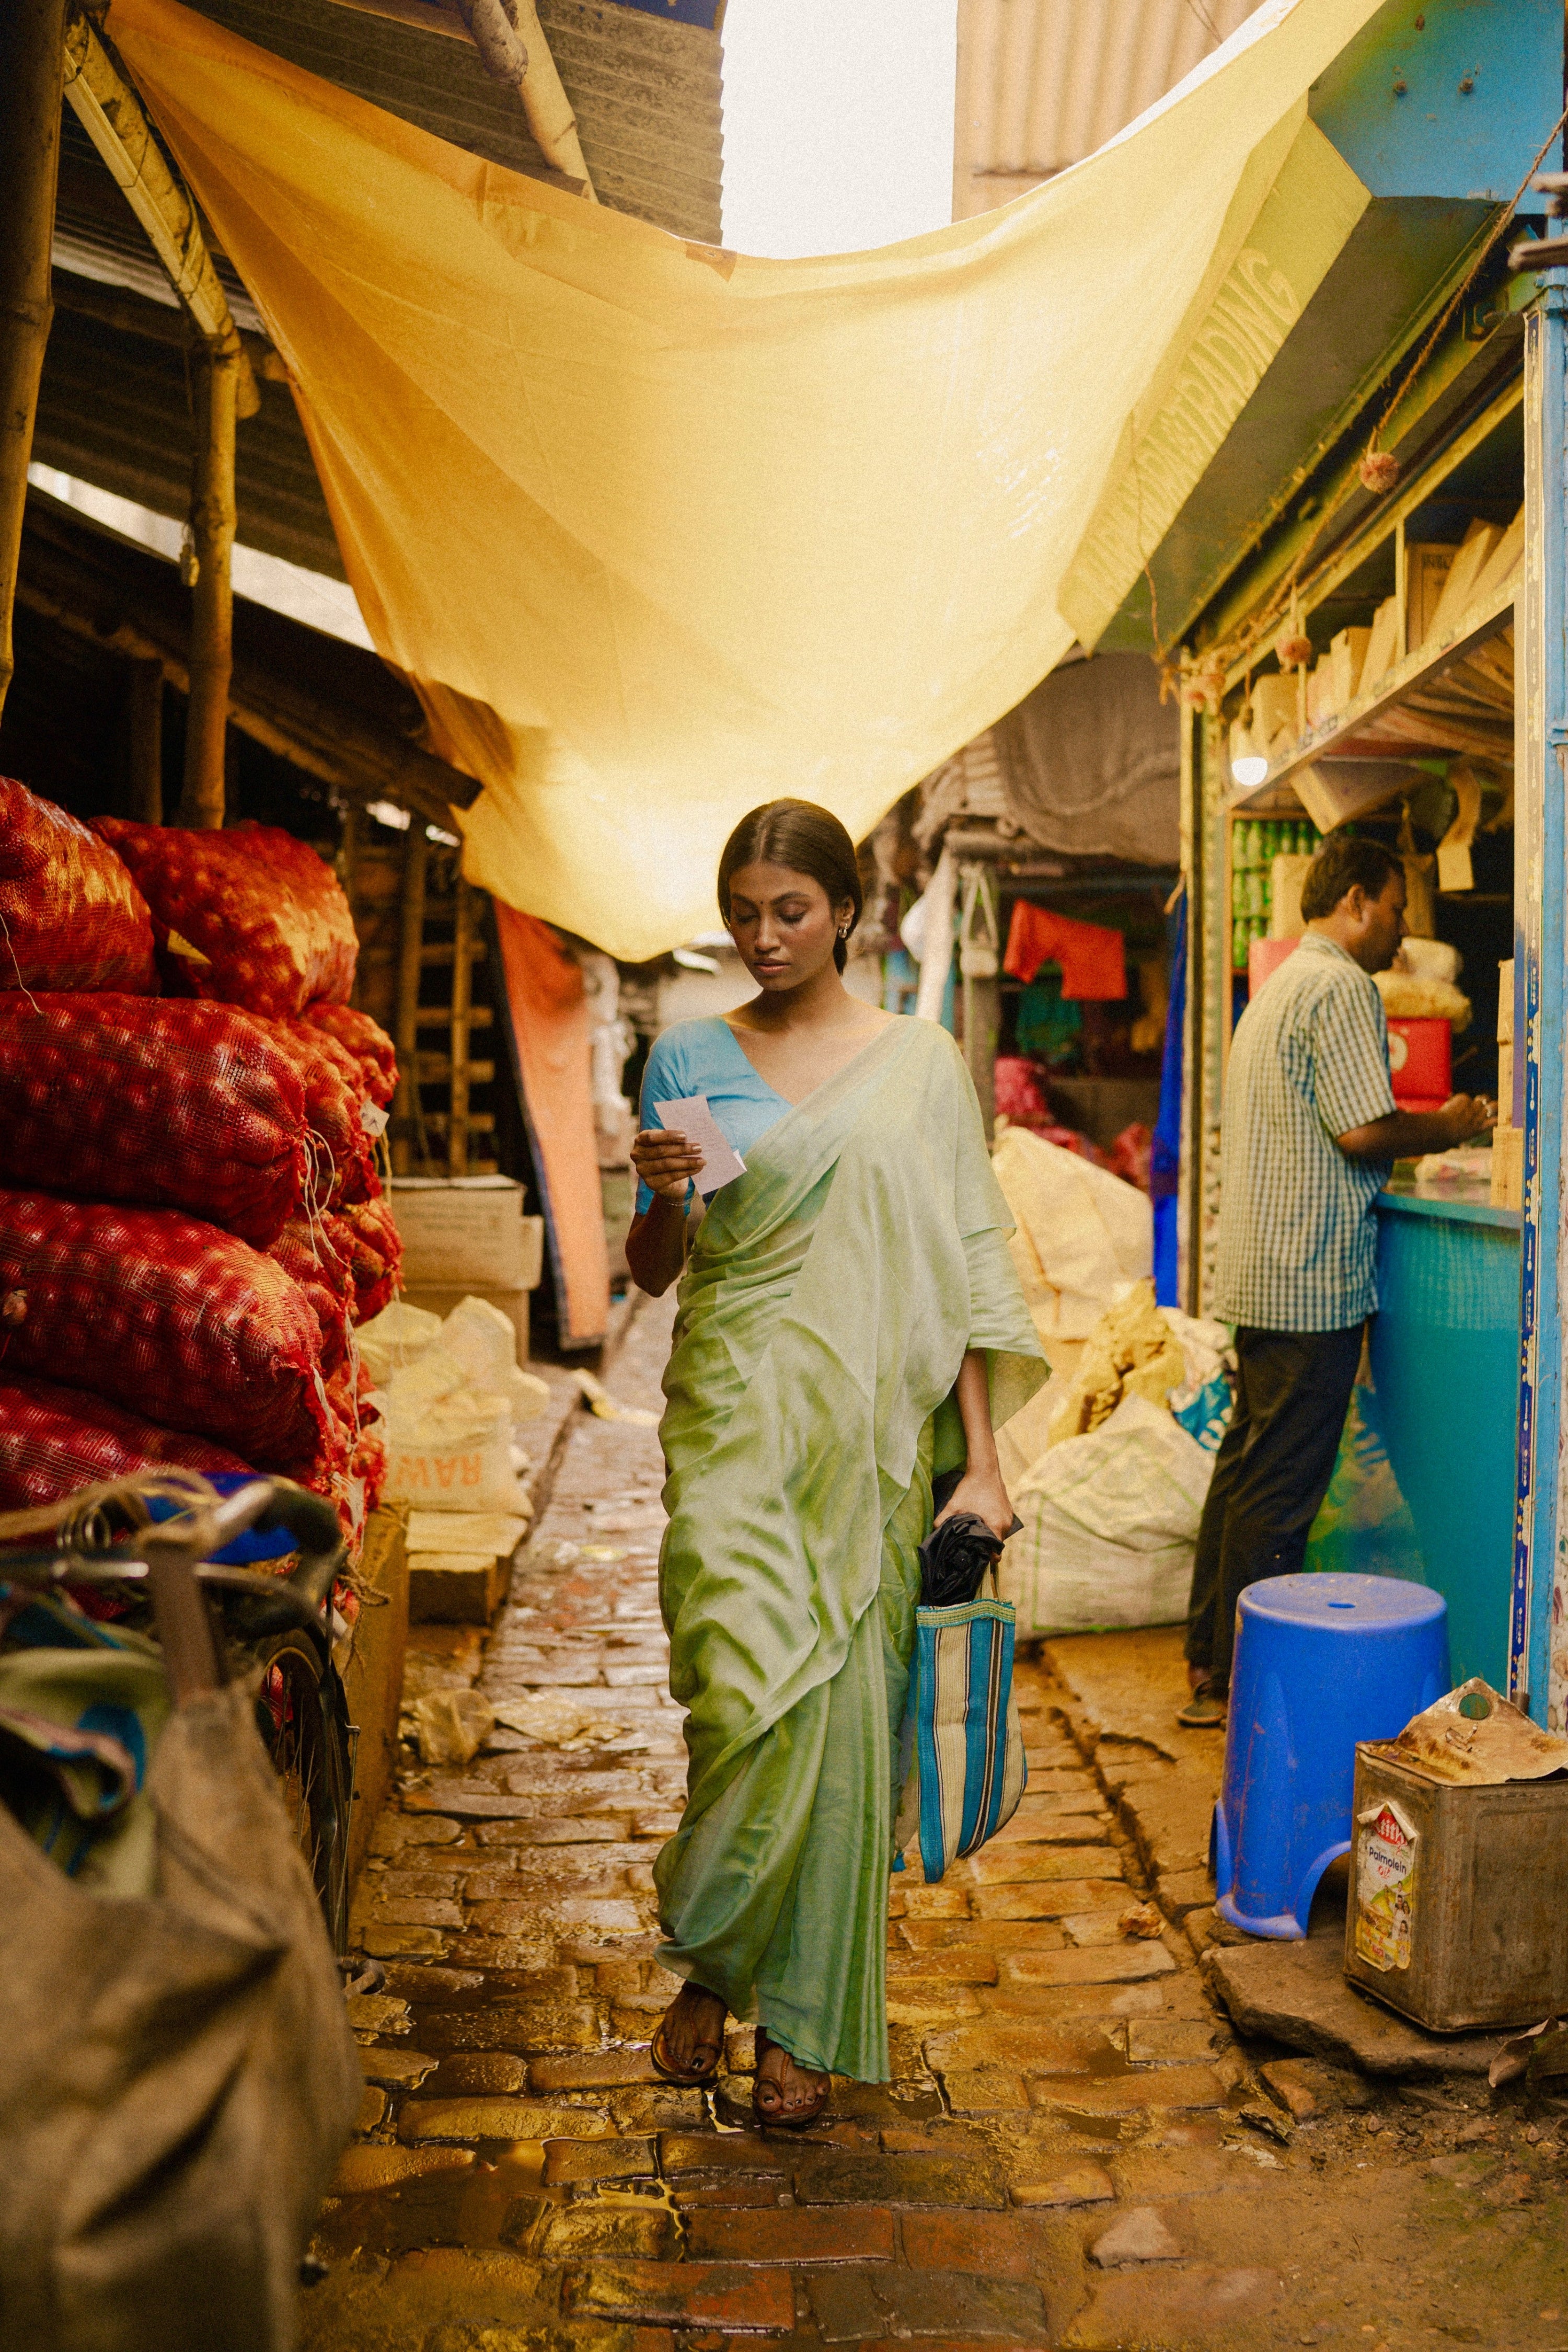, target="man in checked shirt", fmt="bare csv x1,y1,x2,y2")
1179,833,1496,1728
